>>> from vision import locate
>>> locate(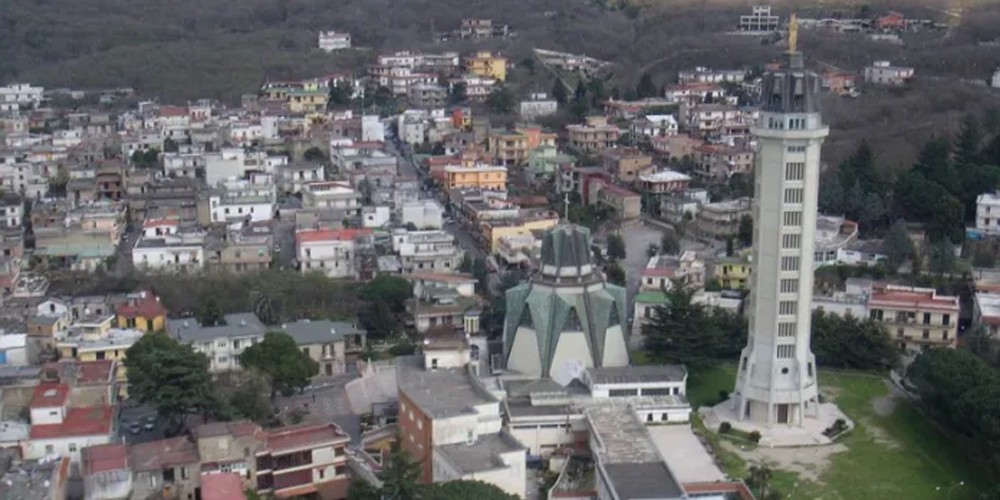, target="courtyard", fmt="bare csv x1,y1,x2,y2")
688,365,988,500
